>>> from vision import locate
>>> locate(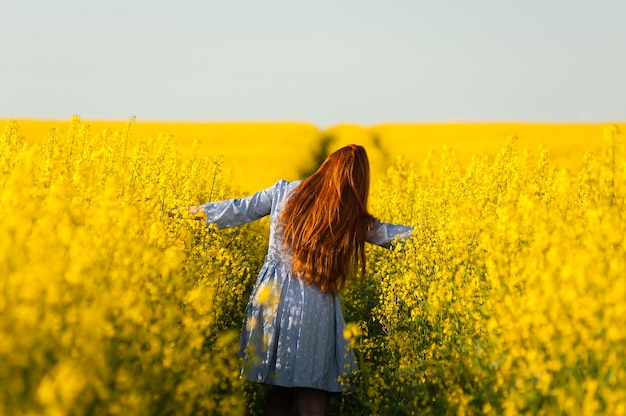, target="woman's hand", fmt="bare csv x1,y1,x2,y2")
166,205,206,220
